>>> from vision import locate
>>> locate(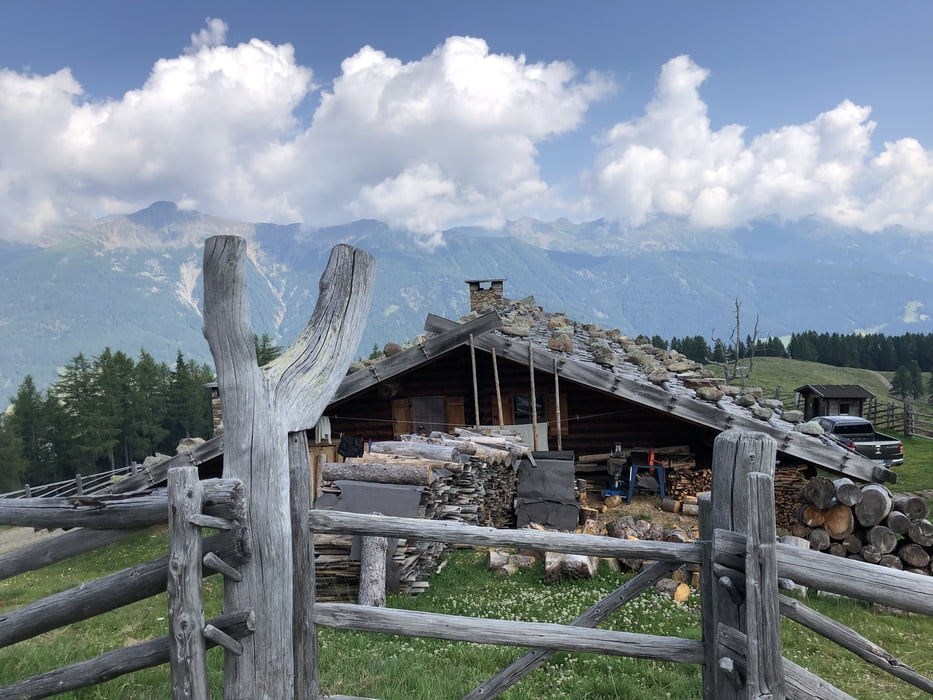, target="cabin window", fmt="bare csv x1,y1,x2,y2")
839,402,850,415
410,396,447,435
513,393,546,425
